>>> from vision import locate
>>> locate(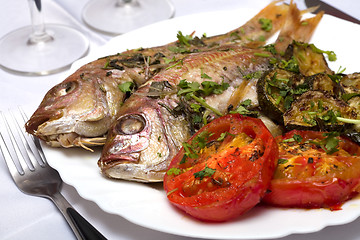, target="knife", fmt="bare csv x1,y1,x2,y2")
305,0,360,24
